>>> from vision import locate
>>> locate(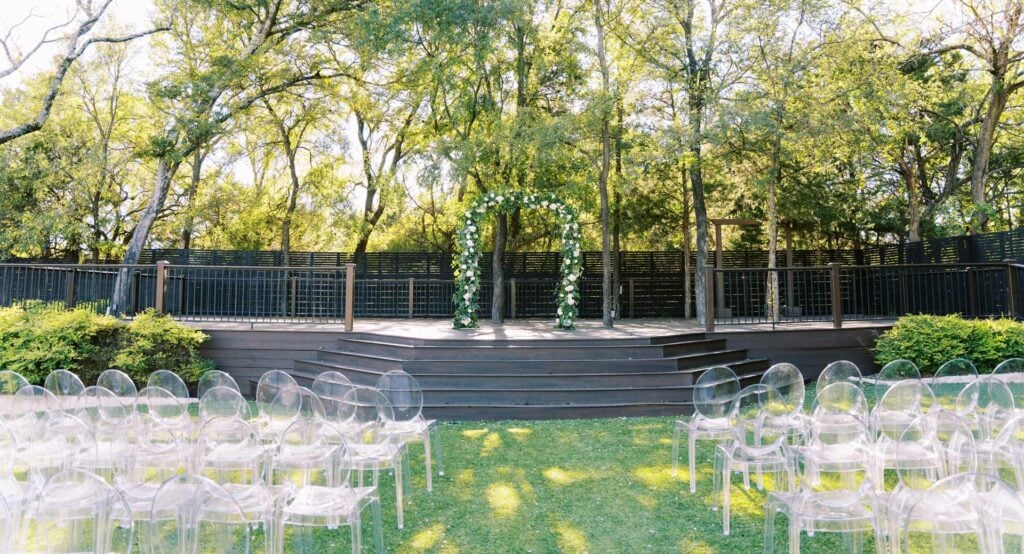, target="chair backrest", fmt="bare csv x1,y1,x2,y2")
260,383,302,430
817,360,862,391
270,419,345,488
199,386,251,422
376,370,423,422
311,371,353,420
955,376,1015,438
343,386,391,426
692,366,740,421
869,359,921,405
97,369,138,401
11,385,58,423
760,363,805,416
135,387,189,431
256,370,298,415
902,472,1022,553
994,358,1024,376
931,358,979,412
196,416,263,484
0,370,30,419
43,369,85,410
993,414,1024,489
930,411,978,477
297,386,326,421
147,370,189,400
147,474,249,554
728,384,787,455
80,385,131,429
196,370,239,400
809,382,870,447
27,469,132,553
872,379,935,441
